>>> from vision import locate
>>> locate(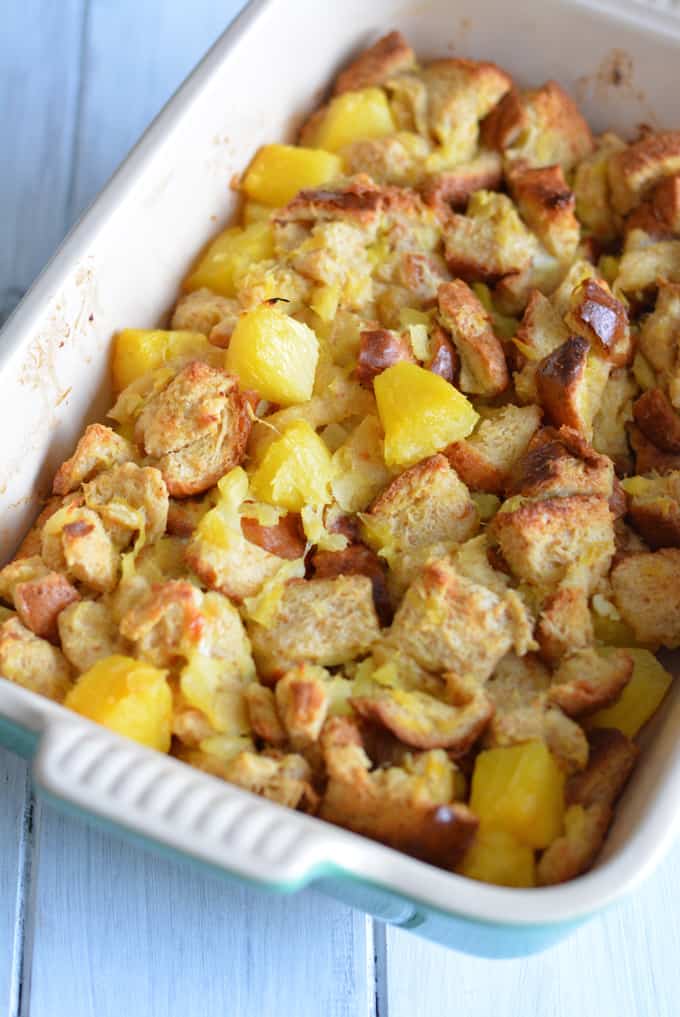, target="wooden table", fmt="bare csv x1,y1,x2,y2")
2,3,680,1014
